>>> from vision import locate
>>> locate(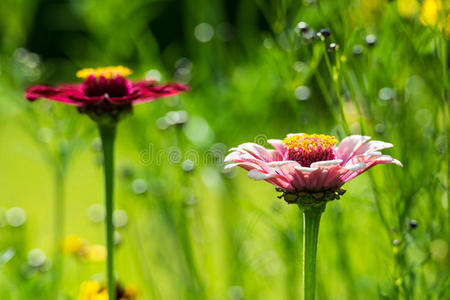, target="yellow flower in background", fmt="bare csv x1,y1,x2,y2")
122,286,138,300
398,0,420,18
420,0,442,26
78,281,108,300
359,0,383,23
446,13,450,36
85,245,107,262
419,0,450,36
62,235,107,262
63,235,88,256
398,0,450,37
78,281,138,300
